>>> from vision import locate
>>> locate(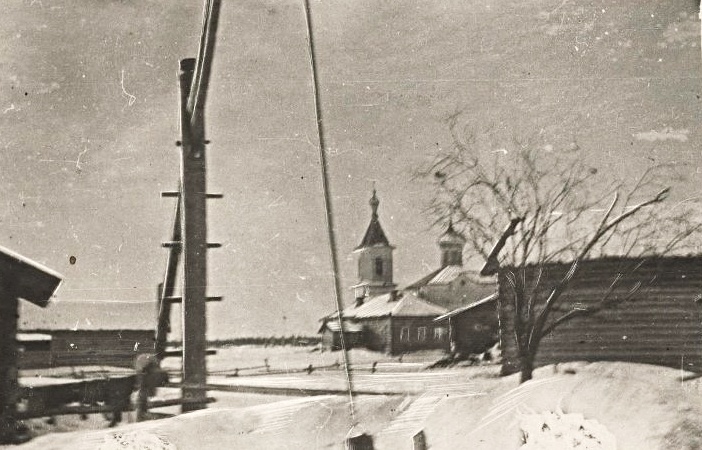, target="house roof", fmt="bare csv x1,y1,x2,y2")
318,321,364,333
328,291,448,320
0,244,63,307
355,190,392,250
434,293,498,321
